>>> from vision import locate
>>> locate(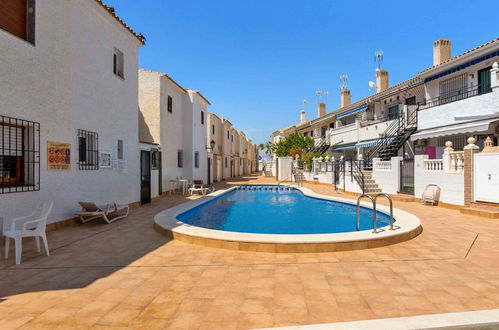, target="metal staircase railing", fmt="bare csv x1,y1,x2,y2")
365,105,418,167
351,160,365,193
